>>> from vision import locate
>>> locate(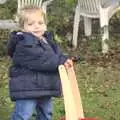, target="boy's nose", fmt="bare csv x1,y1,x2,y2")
34,23,40,27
